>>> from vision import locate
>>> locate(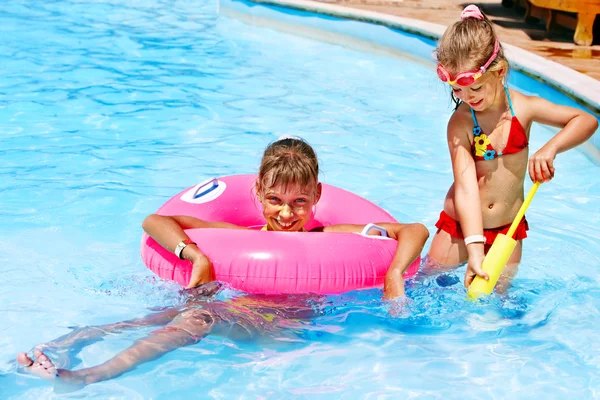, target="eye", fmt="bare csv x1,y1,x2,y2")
472,86,482,91
267,196,280,204
295,198,307,204
452,87,461,94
